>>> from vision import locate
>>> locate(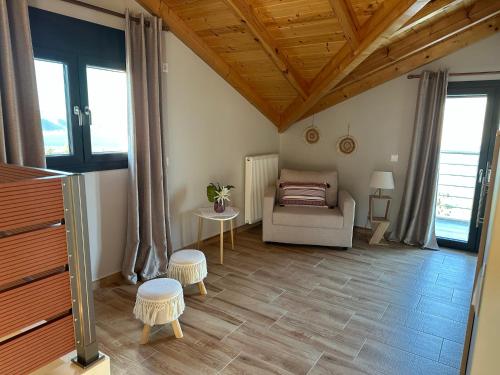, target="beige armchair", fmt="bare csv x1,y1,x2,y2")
262,169,355,248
